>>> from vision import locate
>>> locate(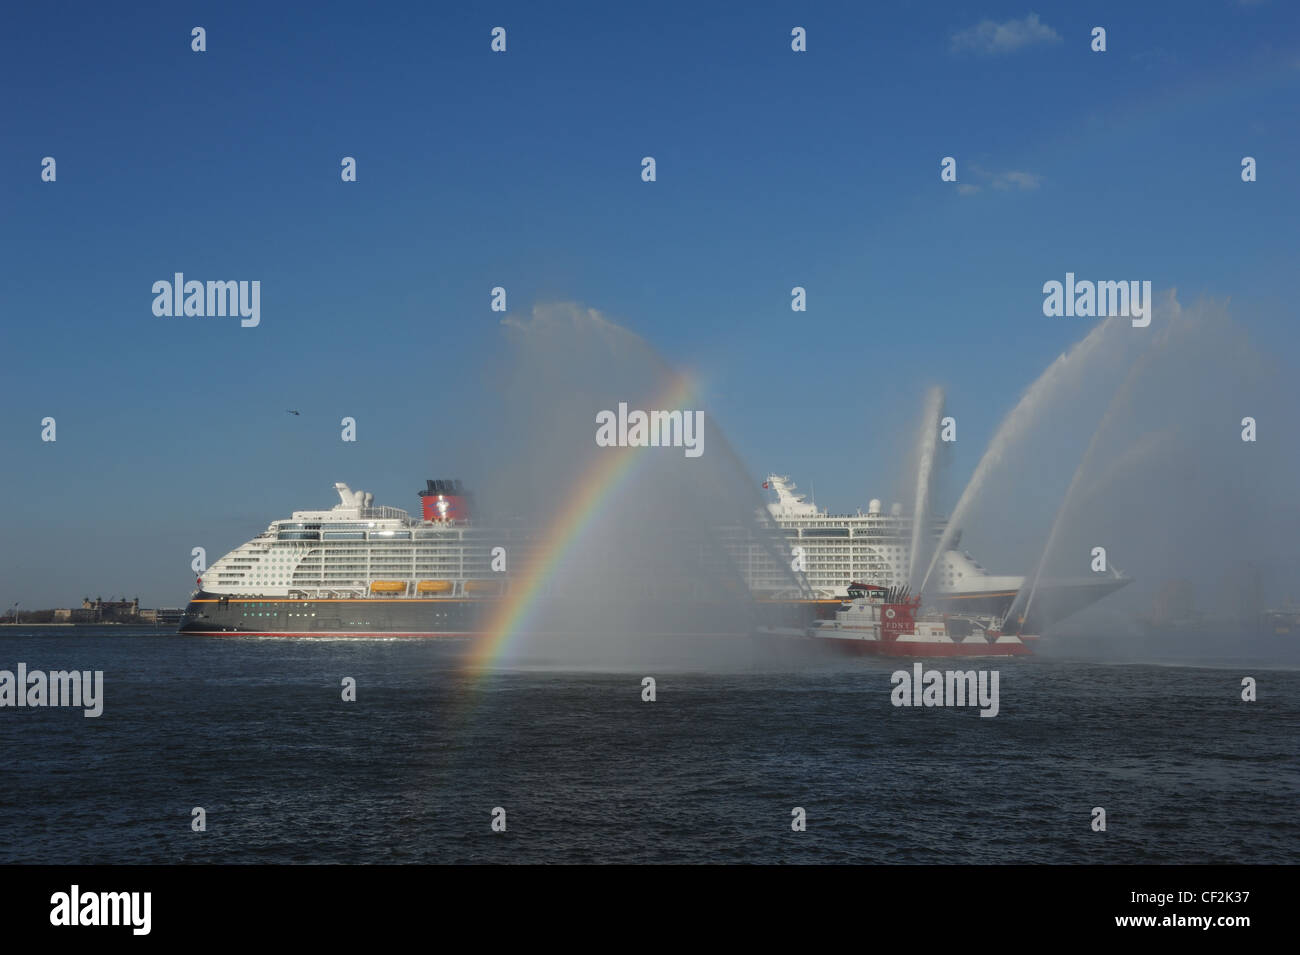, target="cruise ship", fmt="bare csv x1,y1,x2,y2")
762,474,1130,632
179,481,529,636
